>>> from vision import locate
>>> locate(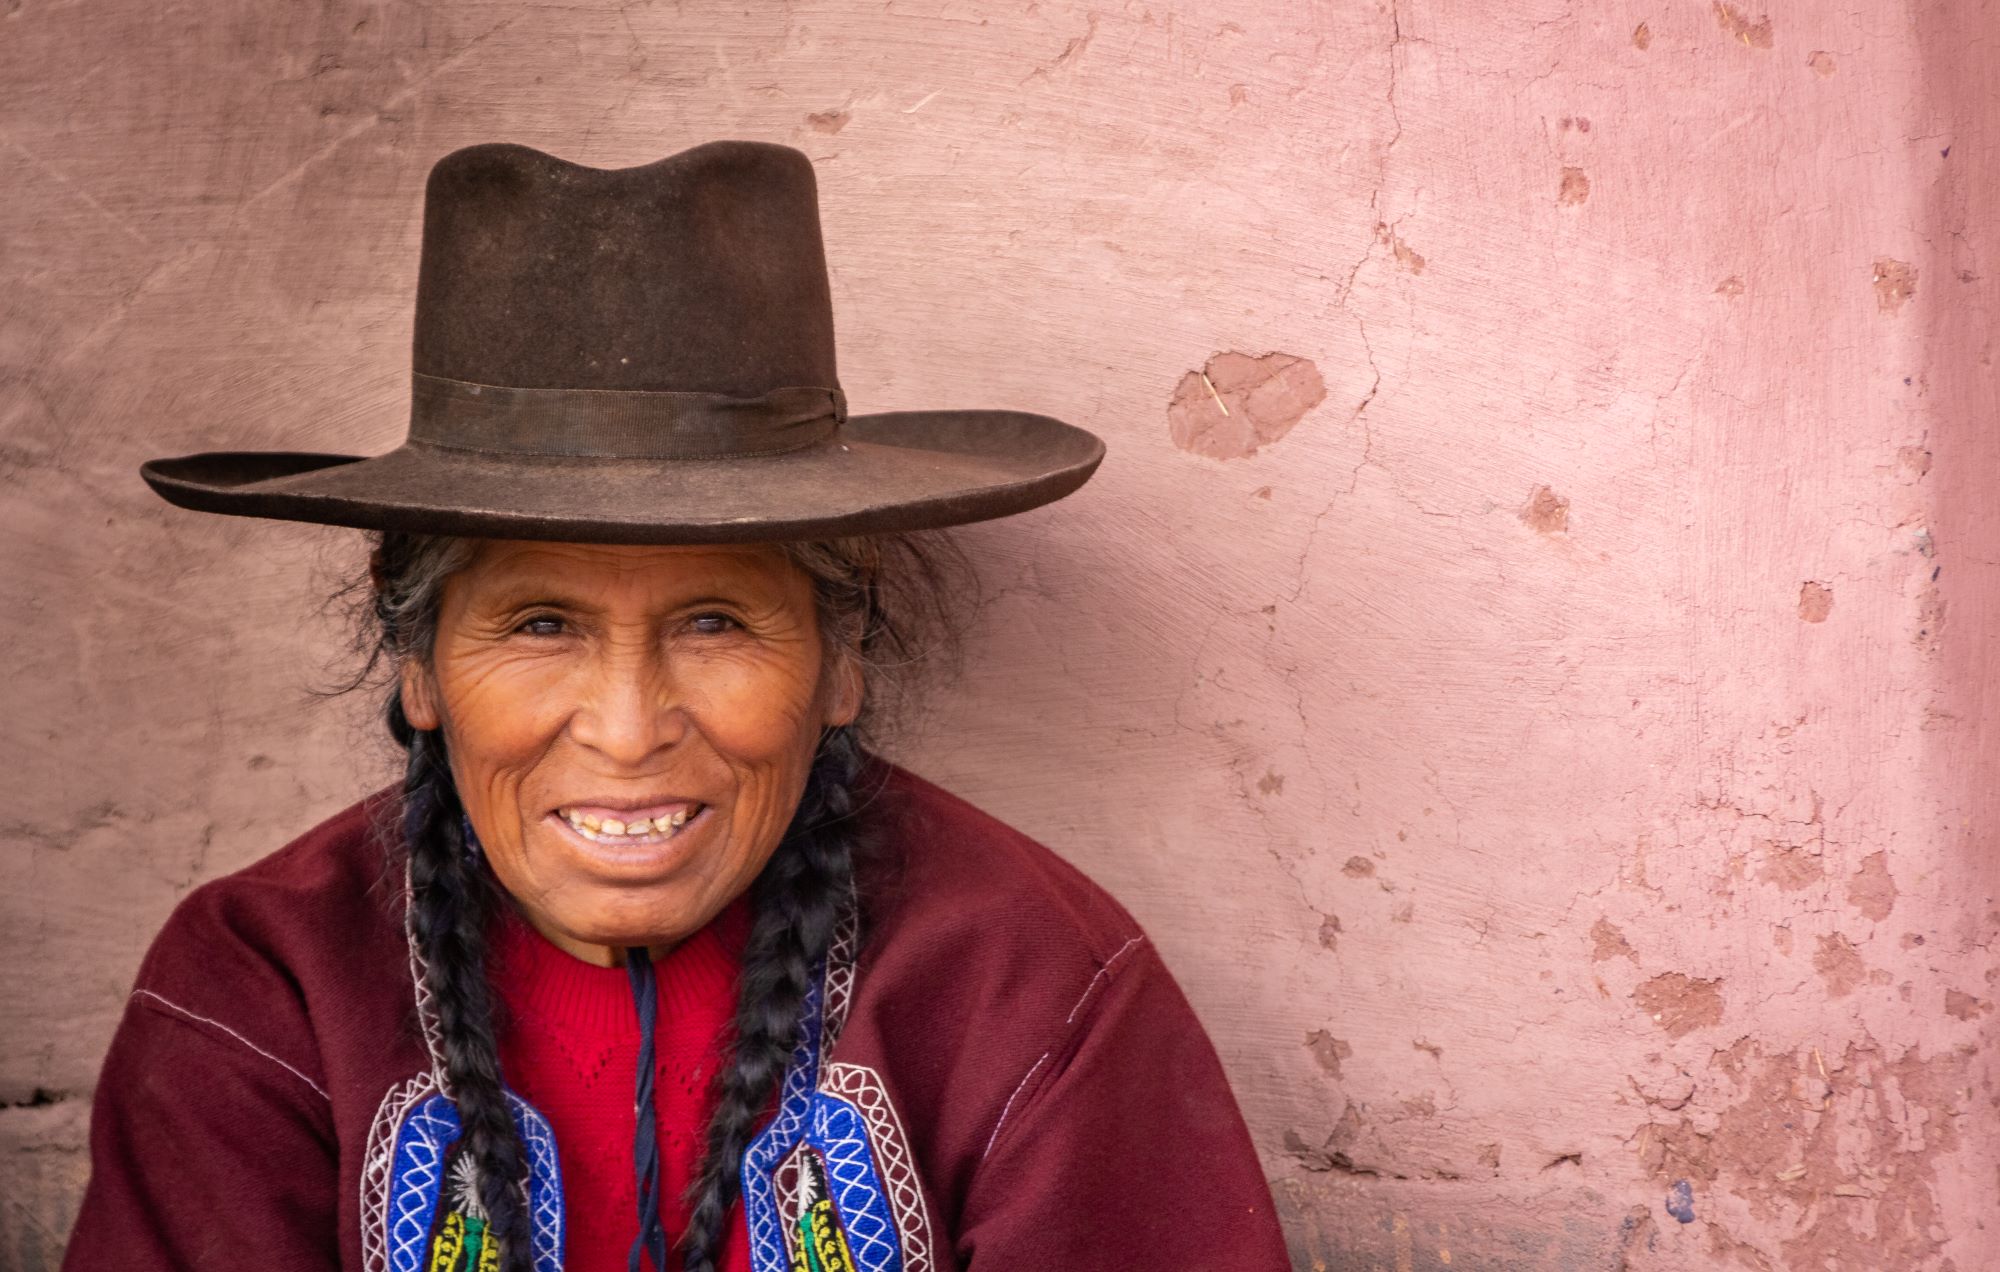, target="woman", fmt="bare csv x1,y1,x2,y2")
64,141,1288,1272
